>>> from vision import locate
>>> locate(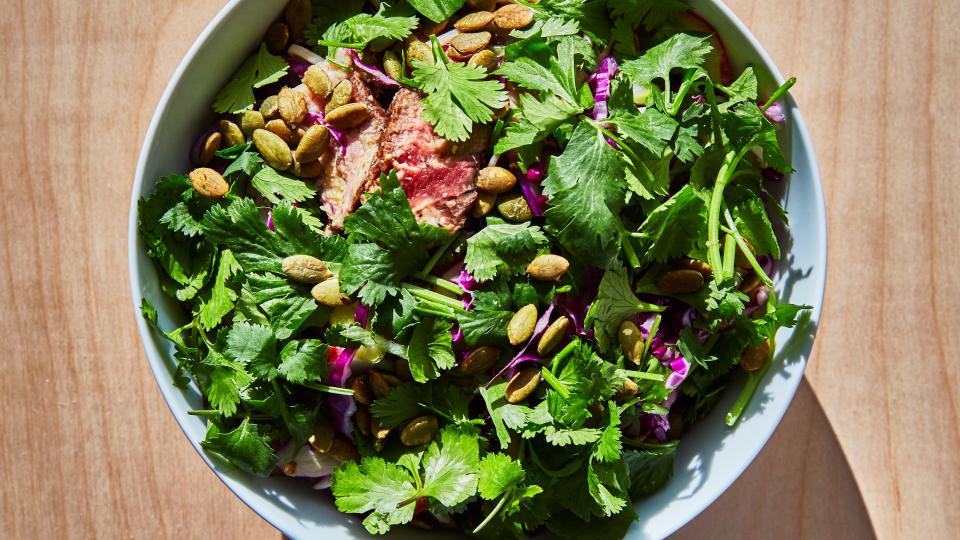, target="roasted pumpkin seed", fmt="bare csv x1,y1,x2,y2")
218,119,245,147
240,109,265,136
354,407,371,436
188,167,229,198
260,95,280,119
253,128,293,170
293,157,324,178
368,371,392,399
282,254,332,283
493,4,534,30
618,320,644,364
401,415,439,446
739,272,762,294
508,304,538,345
382,50,403,81
678,257,712,279
326,103,370,129
395,357,412,381
311,277,349,307
526,254,570,281
370,416,391,441
350,374,373,405
199,132,221,165
467,49,498,71
455,12,495,32
325,79,354,114
450,31,492,55
497,192,533,222
657,269,704,294
505,368,540,403
284,0,312,42
265,118,296,145
472,190,497,218
308,421,335,453
265,22,290,54
734,237,755,269
477,166,516,193
328,437,359,462
295,124,330,162
740,339,771,372
616,378,639,401
537,316,570,355
303,64,333,99
406,41,433,68
461,346,501,375
278,86,307,125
